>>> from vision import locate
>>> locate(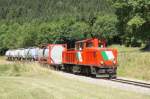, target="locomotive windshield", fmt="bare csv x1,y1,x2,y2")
86,42,93,47
99,40,106,48
76,42,84,50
